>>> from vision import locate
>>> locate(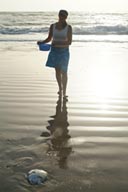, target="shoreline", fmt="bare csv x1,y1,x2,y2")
0,43,128,191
